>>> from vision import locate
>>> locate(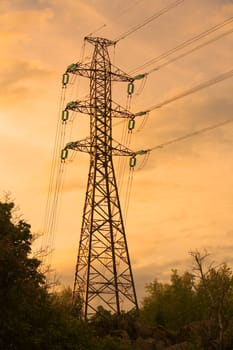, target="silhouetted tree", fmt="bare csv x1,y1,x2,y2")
0,200,95,349
141,269,197,331
190,250,233,350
